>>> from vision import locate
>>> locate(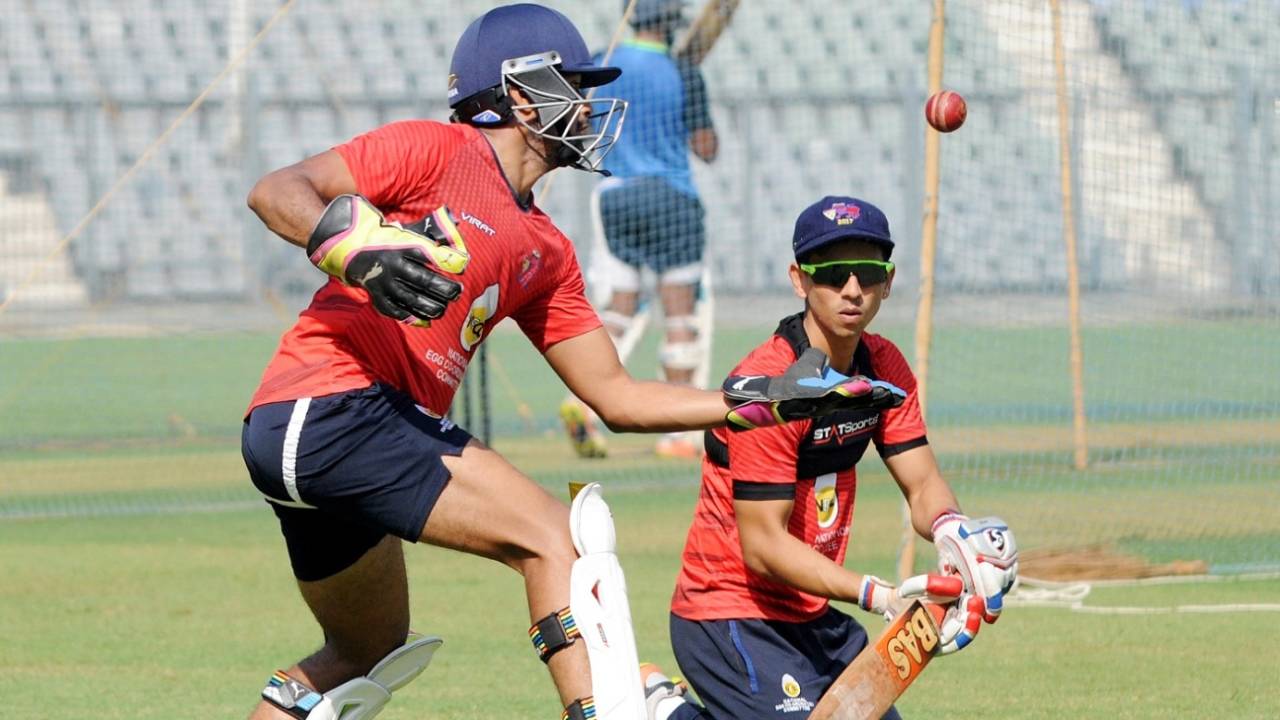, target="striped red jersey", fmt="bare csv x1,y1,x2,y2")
671,314,928,623
248,120,600,415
